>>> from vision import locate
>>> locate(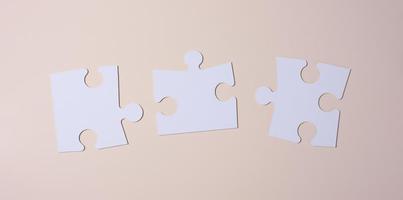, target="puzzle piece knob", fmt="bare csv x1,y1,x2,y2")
256,86,273,105
122,103,143,122
185,50,203,70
